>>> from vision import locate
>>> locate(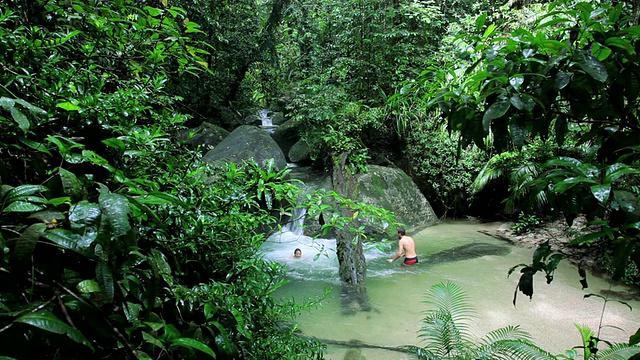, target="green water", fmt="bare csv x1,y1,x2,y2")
263,220,640,359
